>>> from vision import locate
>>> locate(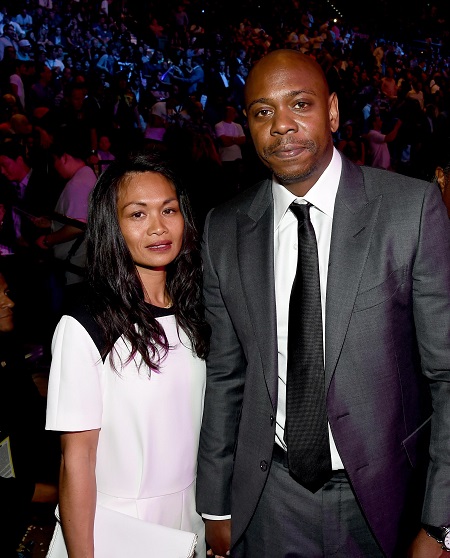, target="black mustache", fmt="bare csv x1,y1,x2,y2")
264,139,315,156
